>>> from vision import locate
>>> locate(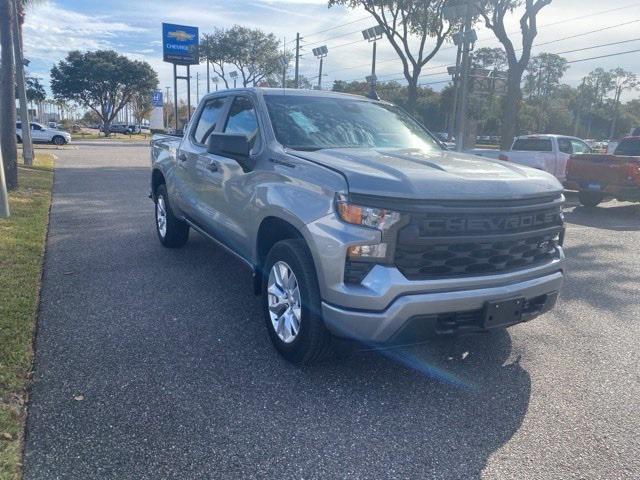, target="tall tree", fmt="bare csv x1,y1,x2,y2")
0,0,18,189
50,50,158,135
523,53,567,99
329,0,453,109
130,93,153,125
201,26,285,88
480,0,552,149
608,68,638,138
25,76,46,104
